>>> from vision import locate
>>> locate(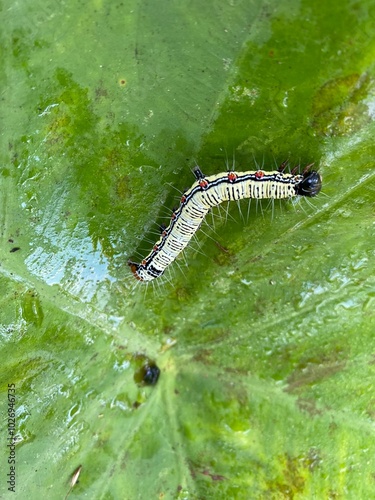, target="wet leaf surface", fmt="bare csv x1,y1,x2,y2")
1,0,375,498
